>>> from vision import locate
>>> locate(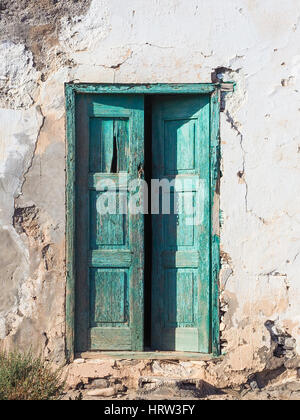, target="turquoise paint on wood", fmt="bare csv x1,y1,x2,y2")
66,83,223,359
210,89,221,356
72,83,217,95
151,95,211,353
75,94,144,352
65,84,76,361
89,118,129,173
